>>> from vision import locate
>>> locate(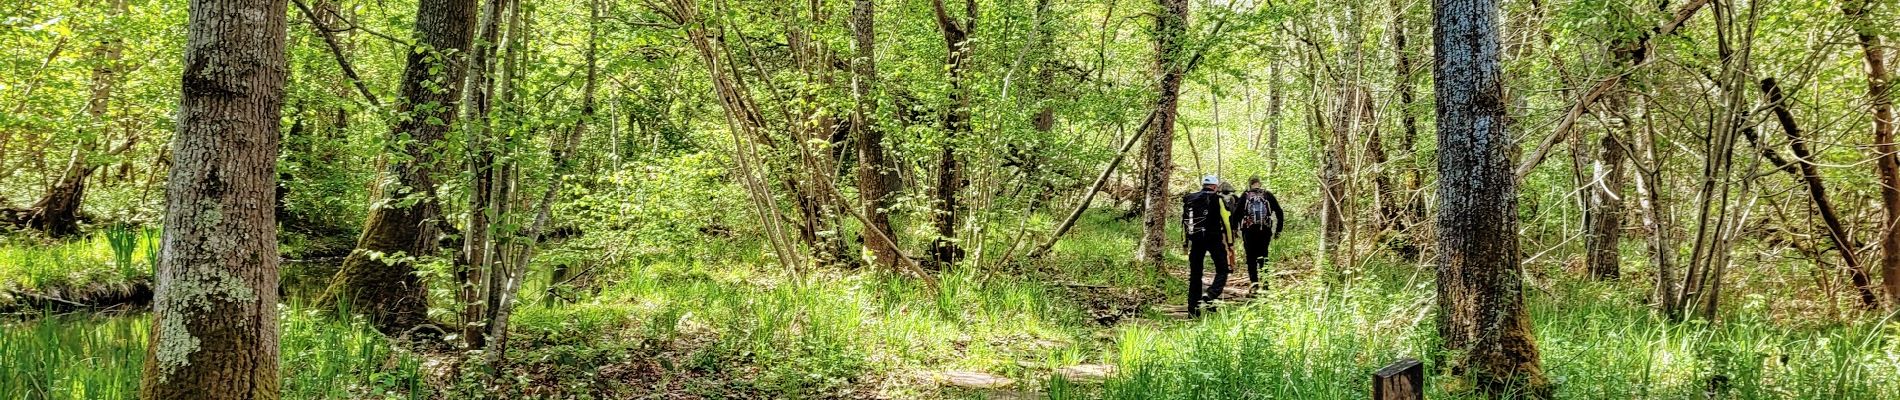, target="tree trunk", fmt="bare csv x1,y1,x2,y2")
1756,77,1881,308
1678,2,1753,320
1267,60,1283,174
1586,133,1626,280
23,0,127,238
1512,0,1710,181
140,0,288,394
851,0,901,268
1392,0,1425,240
1137,0,1188,268
1633,100,1677,315
455,0,514,350
785,2,850,269
319,0,478,335
662,0,804,272
1432,0,1549,394
928,0,974,267
1843,0,1898,308
484,1,592,360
